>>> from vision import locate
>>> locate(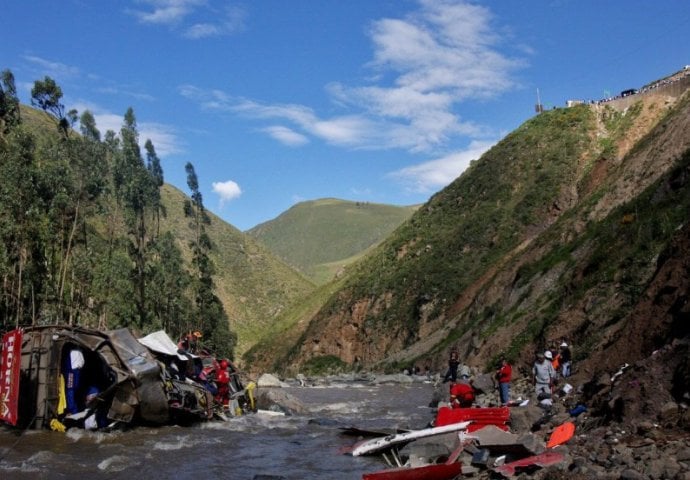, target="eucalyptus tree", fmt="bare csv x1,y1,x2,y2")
0,69,21,135
184,162,236,357
0,100,44,327
27,74,108,324
114,107,163,328
147,231,193,335
30,76,75,138
144,139,165,235
51,110,108,325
